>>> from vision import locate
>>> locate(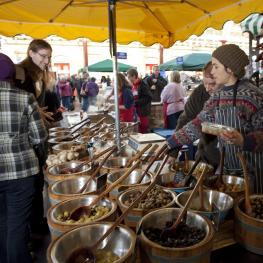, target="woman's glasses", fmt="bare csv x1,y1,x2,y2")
37,52,51,61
